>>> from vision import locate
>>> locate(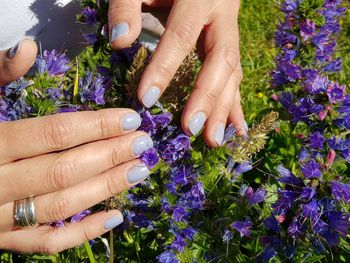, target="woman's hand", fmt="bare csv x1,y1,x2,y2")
0,109,153,254
109,0,245,147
